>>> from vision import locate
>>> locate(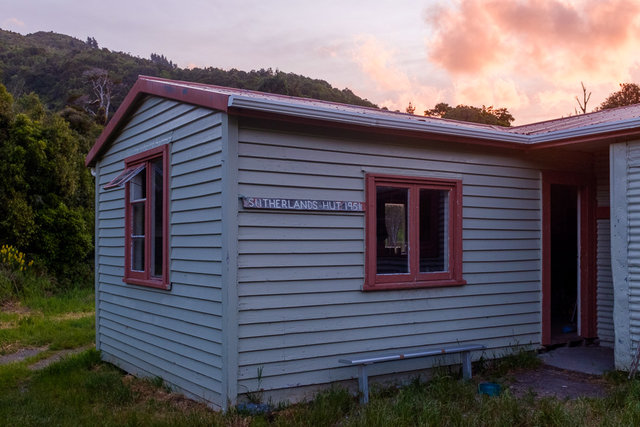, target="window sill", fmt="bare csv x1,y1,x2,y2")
363,278,466,291
123,277,171,290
